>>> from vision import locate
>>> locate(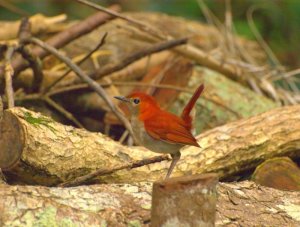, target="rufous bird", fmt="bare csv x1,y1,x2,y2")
114,84,204,179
